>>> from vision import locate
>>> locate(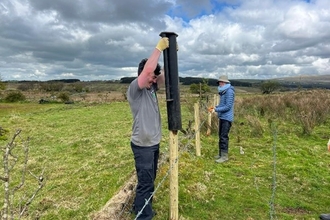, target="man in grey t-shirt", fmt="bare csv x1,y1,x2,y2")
127,37,169,220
